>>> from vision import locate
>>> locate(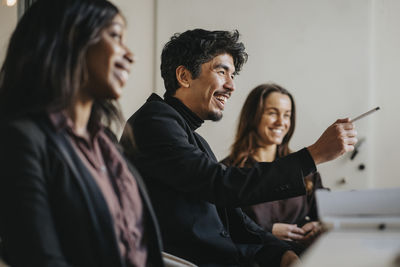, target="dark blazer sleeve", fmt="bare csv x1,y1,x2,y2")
221,208,291,264
0,121,72,267
129,101,315,208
